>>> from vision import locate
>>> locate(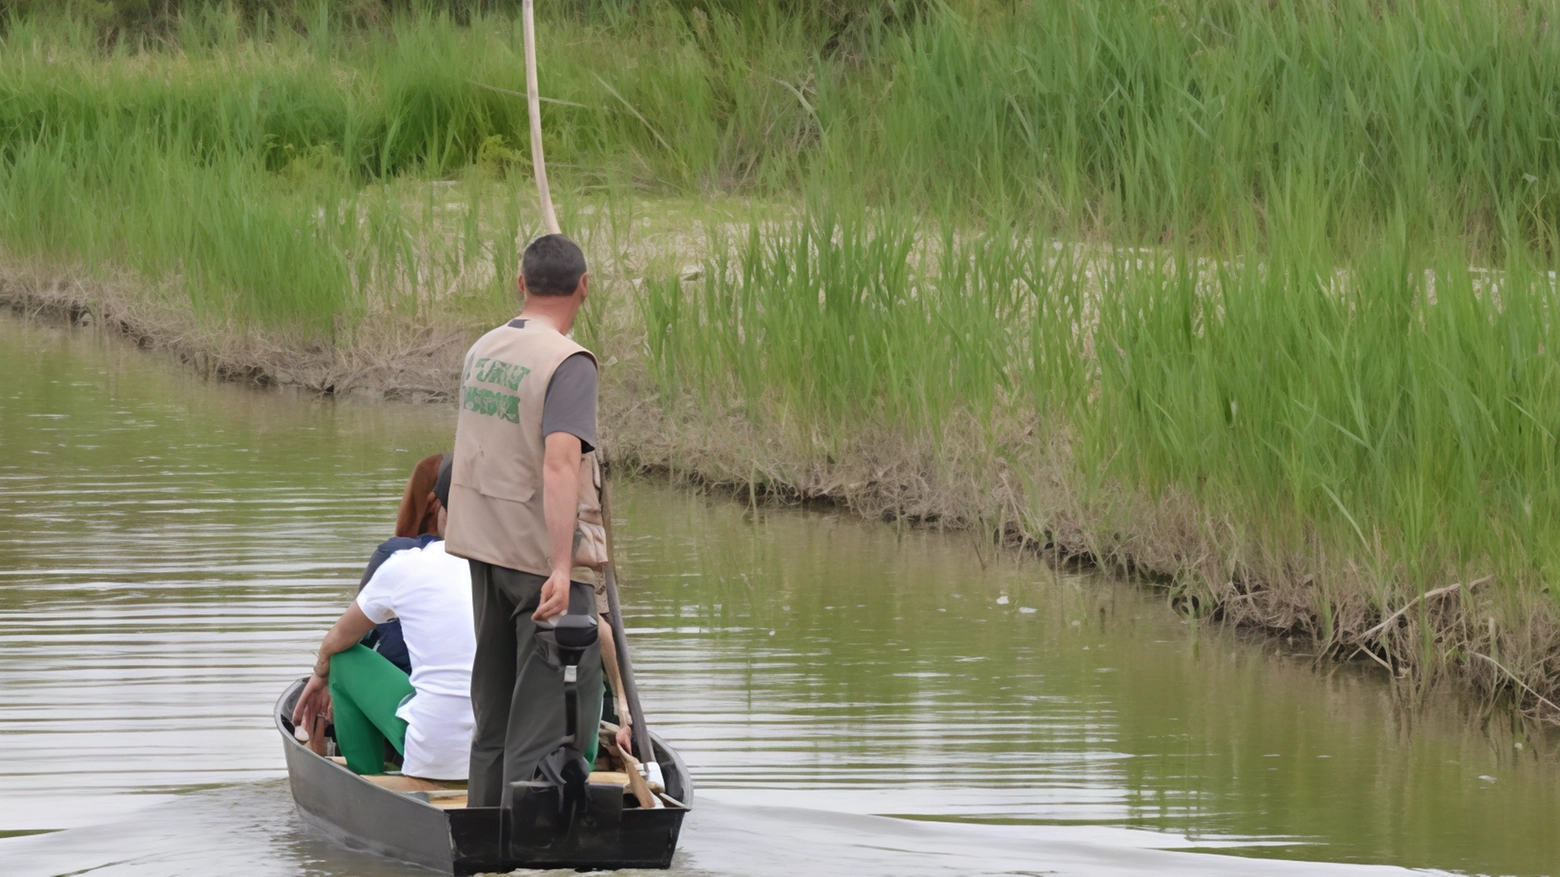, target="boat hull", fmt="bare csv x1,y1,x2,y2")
277,679,689,873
